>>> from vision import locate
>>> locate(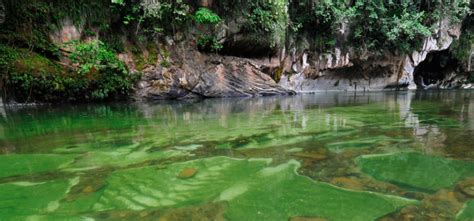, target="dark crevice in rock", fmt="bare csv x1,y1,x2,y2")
414,49,461,89
219,38,278,59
